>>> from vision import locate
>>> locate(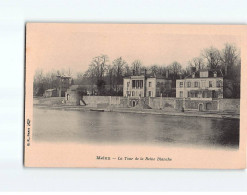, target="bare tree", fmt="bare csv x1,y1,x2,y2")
123,64,132,76
150,65,159,75
201,47,221,69
131,60,142,75
188,57,205,71
90,54,109,80
112,57,127,92
220,43,239,77
168,61,182,80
